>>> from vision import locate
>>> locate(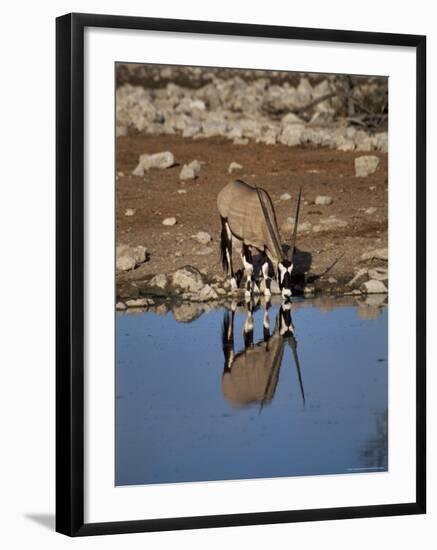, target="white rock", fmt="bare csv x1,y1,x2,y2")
116,302,127,311
179,165,196,180
374,132,388,153
304,285,315,297
368,267,388,281
193,231,212,245
180,160,201,180
315,195,333,206
337,141,356,152
116,244,147,272
177,189,187,194
132,151,174,176
149,273,168,289
125,298,151,308
354,132,374,152
116,126,128,137
279,124,304,146
162,217,177,226
355,155,380,177
297,77,312,105
281,113,305,126
360,280,388,294
346,268,369,287
312,218,347,232
361,248,388,261
124,208,136,216
297,221,312,233
202,119,227,137
228,162,243,174
365,207,377,215
198,284,219,301
280,193,292,201
182,123,202,138
172,266,205,293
